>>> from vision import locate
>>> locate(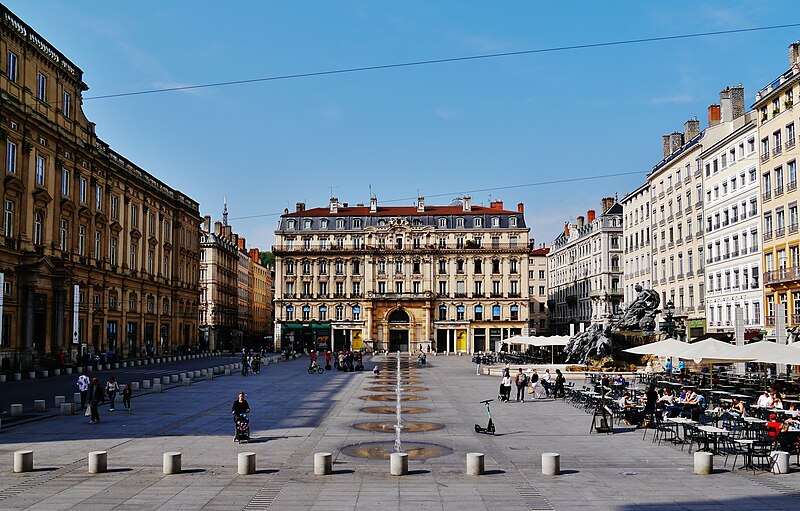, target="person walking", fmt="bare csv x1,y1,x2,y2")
554,369,566,398
515,368,528,403
77,373,90,410
500,373,512,403
88,377,103,424
121,383,132,411
231,391,250,440
324,351,332,370
105,376,120,411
